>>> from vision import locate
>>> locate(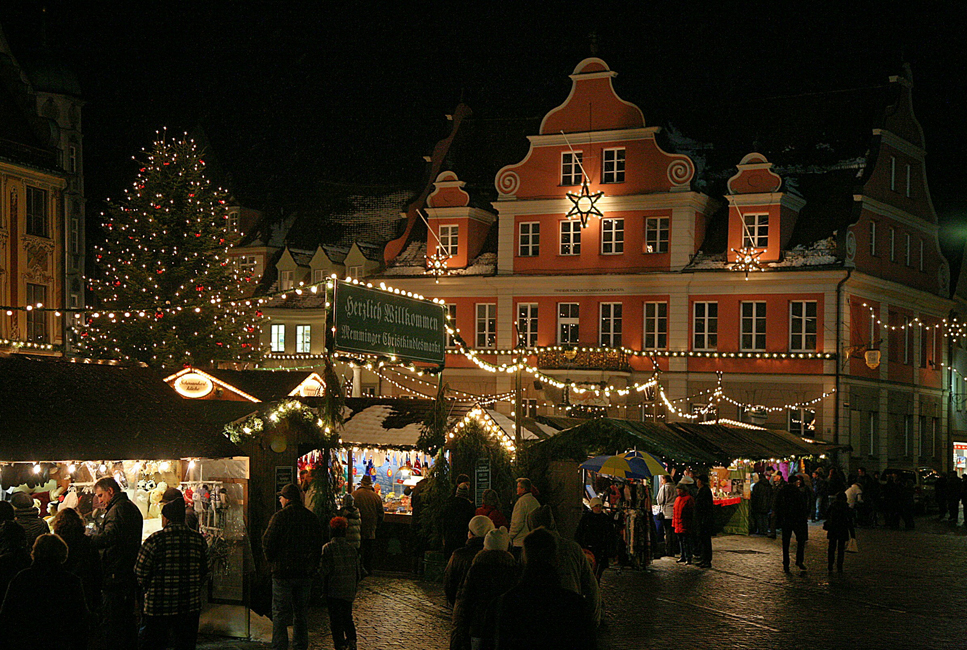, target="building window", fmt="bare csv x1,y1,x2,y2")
69,294,79,309
644,302,668,350
296,325,311,353
905,163,911,198
601,219,624,254
228,211,240,233
919,415,926,458
312,269,326,284
788,408,816,437
869,221,877,256
558,303,580,345
561,151,583,186
523,398,539,418
69,217,80,256
905,233,911,266
446,304,457,347
347,265,363,279
238,255,258,278
904,414,912,457
517,303,538,348
560,221,581,255
25,187,48,238
790,301,818,352
903,317,911,365
743,214,769,248
602,148,625,183
519,222,540,257
599,303,622,347
932,417,939,457
890,156,897,191
476,303,496,349
890,228,896,262
279,270,294,290
741,301,767,351
439,224,459,257
919,239,924,272
644,217,669,254
868,412,876,457
693,302,718,350
25,284,48,343
270,324,285,352
68,145,78,173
